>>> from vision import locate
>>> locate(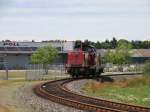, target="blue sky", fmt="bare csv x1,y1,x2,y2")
0,0,150,41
